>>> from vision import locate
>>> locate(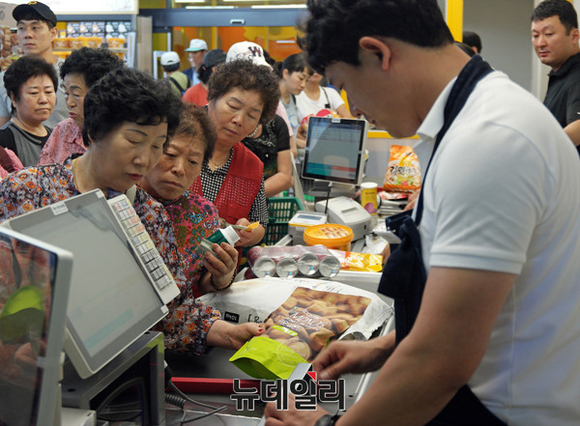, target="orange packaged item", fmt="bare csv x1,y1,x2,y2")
328,249,383,273
383,145,422,193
